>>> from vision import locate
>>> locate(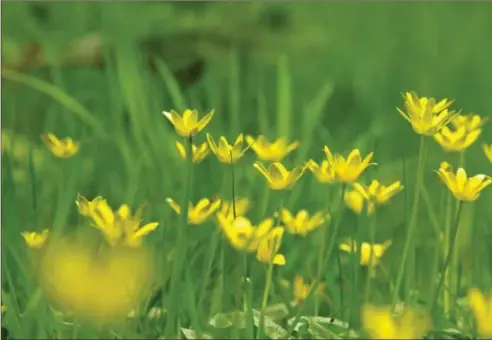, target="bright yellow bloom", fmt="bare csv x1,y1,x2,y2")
451,113,488,132
163,109,214,137
256,227,286,266
166,197,221,225
218,198,250,222
434,126,481,152
245,135,299,162
362,305,430,339
21,229,49,248
293,276,325,304
39,238,154,322
397,91,457,136
468,288,492,337
253,161,305,190
339,240,392,266
175,141,210,164
75,194,103,216
81,197,159,247
306,159,336,183
280,209,327,236
216,214,274,252
206,133,248,164
484,144,492,163
345,180,404,215
323,146,375,183
436,166,492,201
42,133,79,158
